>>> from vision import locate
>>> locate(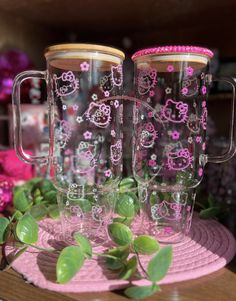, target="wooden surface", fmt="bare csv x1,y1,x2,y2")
0,248,235,301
